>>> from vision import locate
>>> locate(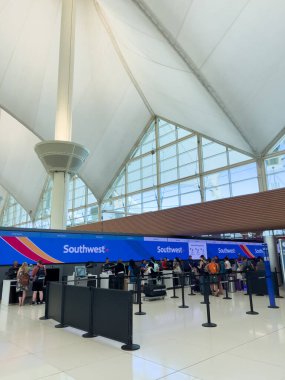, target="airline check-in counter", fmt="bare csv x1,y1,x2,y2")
1,279,17,305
